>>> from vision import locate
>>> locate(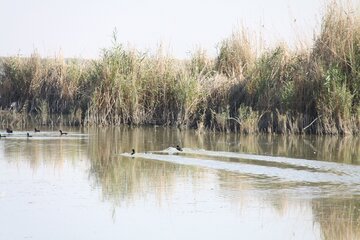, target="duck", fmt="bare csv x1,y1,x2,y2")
176,145,183,151
6,128,13,133
27,133,32,137
131,149,135,155
0,134,6,138
34,128,40,132
59,130,68,135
